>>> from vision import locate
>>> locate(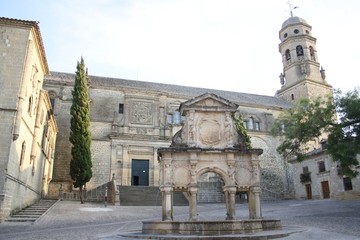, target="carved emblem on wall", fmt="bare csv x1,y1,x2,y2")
130,101,153,125
172,167,191,186
199,119,221,146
